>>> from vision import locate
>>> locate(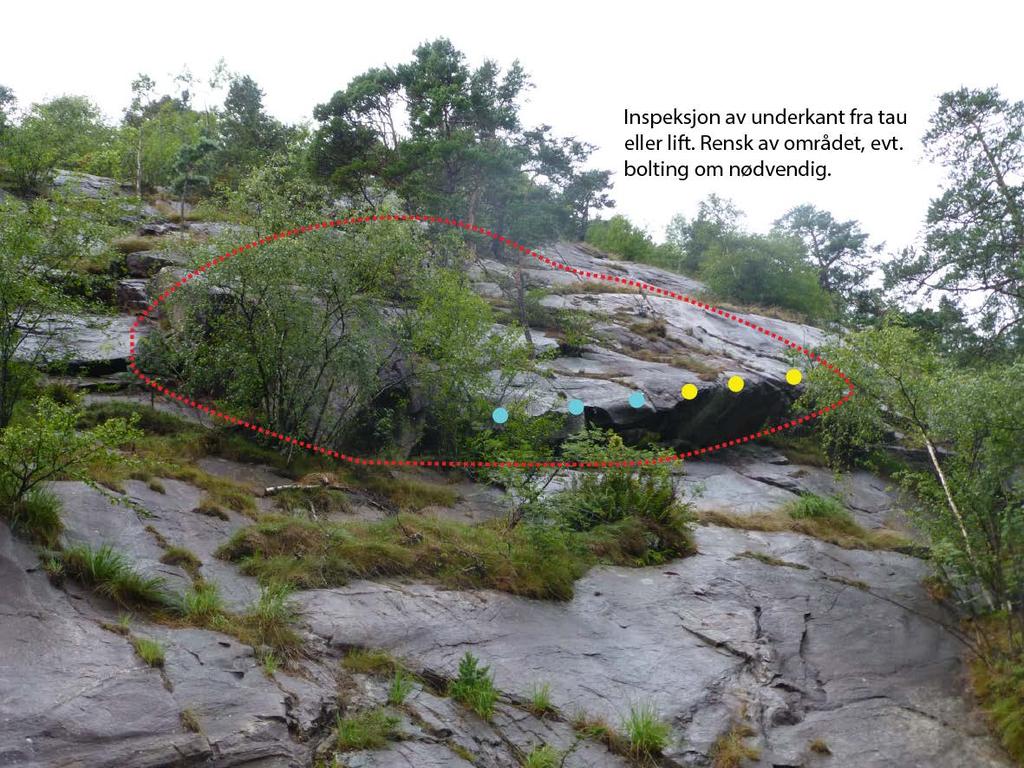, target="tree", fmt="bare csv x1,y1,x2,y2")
666,194,745,275
0,84,15,134
699,233,833,319
140,216,527,458
0,397,141,542
886,87,1024,346
172,136,219,224
217,74,286,184
0,200,82,428
773,204,879,308
310,38,612,243
122,96,203,190
585,215,657,261
125,74,156,198
798,325,1024,647
0,95,116,192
